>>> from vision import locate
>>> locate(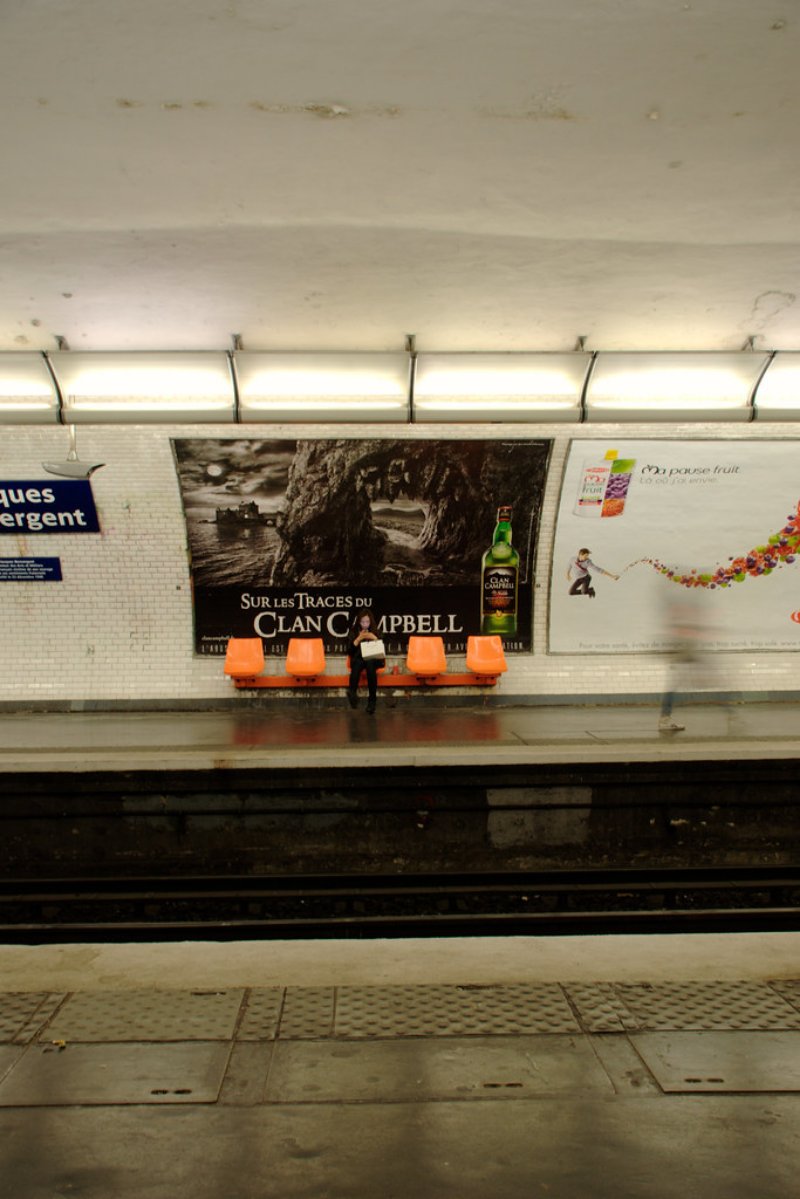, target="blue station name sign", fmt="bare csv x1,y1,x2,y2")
0,481,100,534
